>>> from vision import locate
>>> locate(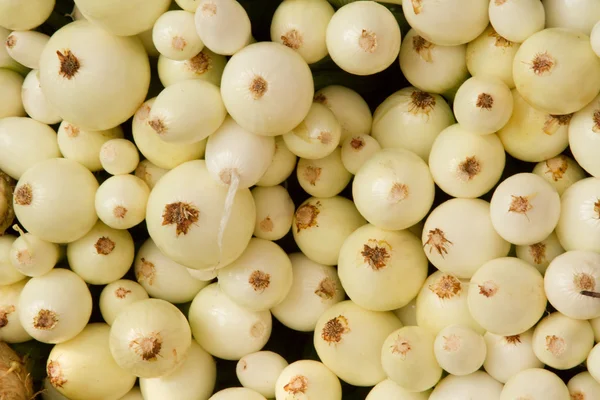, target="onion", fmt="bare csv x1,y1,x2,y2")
270,0,334,64
513,28,600,115
0,235,25,285
10,226,60,277
338,224,428,311
99,139,139,175
568,94,600,177
393,298,417,327
515,231,565,275
292,196,366,266
314,300,402,386
543,0,600,35
0,0,54,30
433,324,485,376
430,371,503,400
175,0,200,12
466,26,520,88
194,0,252,56
147,79,226,144
237,351,288,399
297,149,351,198
366,379,430,400
188,283,272,360
483,329,543,384
99,280,149,325
588,343,600,383
132,98,206,170
57,121,124,172
153,11,204,61
283,103,341,160
416,271,484,336
186,268,218,282
488,0,545,43
555,178,600,252
532,155,586,195
422,198,510,279
42,376,69,400
109,298,192,378
0,279,31,343
13,158,98,244
137,28,159,58
19,268,92,343
271,253,345,332
275,360,342,400
340,135,381,175
256,137,297,187
209,388,267,400
5,30,49,69
46,323,136,400
251,185,294,241
146,160,255,270
402,0,488,46
72,0,169,36
21,70,62,125
220,42,313,136
381,325,442,392
500,368,570,400
95,175,150,230
139,342,216,400
371,87,454,161
568,372,600,400
39,20,150,131
467,257,546,336
428,124,506,198
313,85,372,142
134,238,209,304
157,48,226,87
498,89,570,163
592,21,600,58
399,29,469,96
326,1,401,76
0,69,25,119
0,27,28,74
135,160,168,190
0,117,61,180
532,311,594,369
